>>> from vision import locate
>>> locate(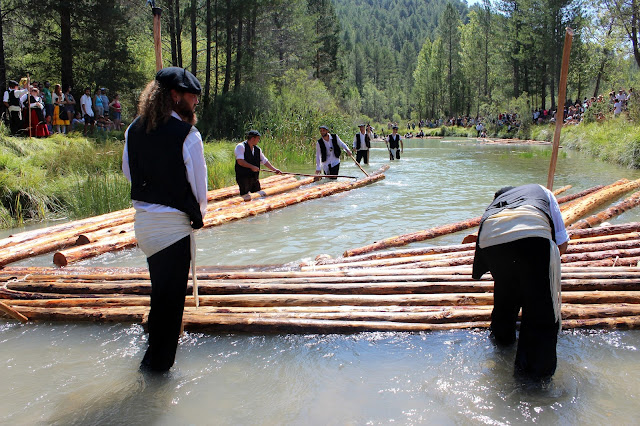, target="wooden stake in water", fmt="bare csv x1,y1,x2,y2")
547,27,574,191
